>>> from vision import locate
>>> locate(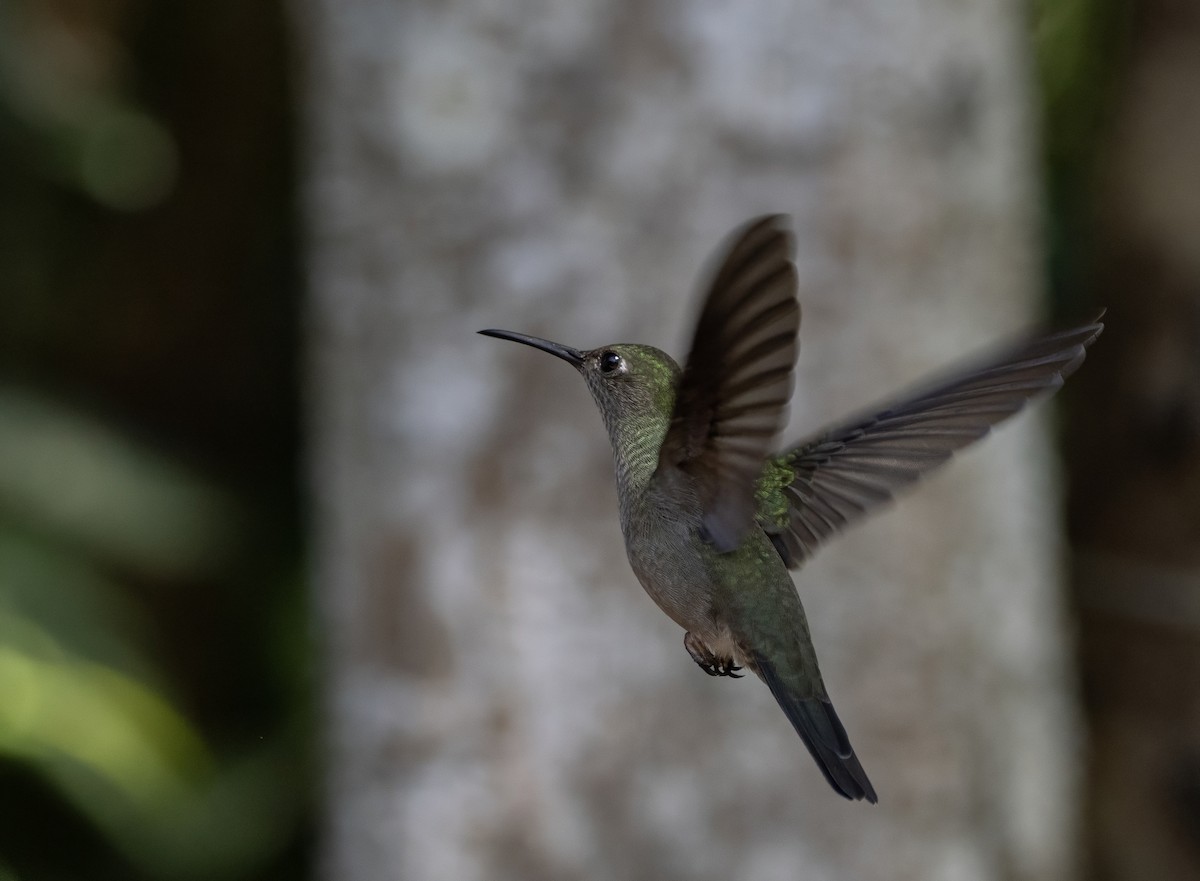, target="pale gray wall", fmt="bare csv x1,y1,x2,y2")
296,1,1080,879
